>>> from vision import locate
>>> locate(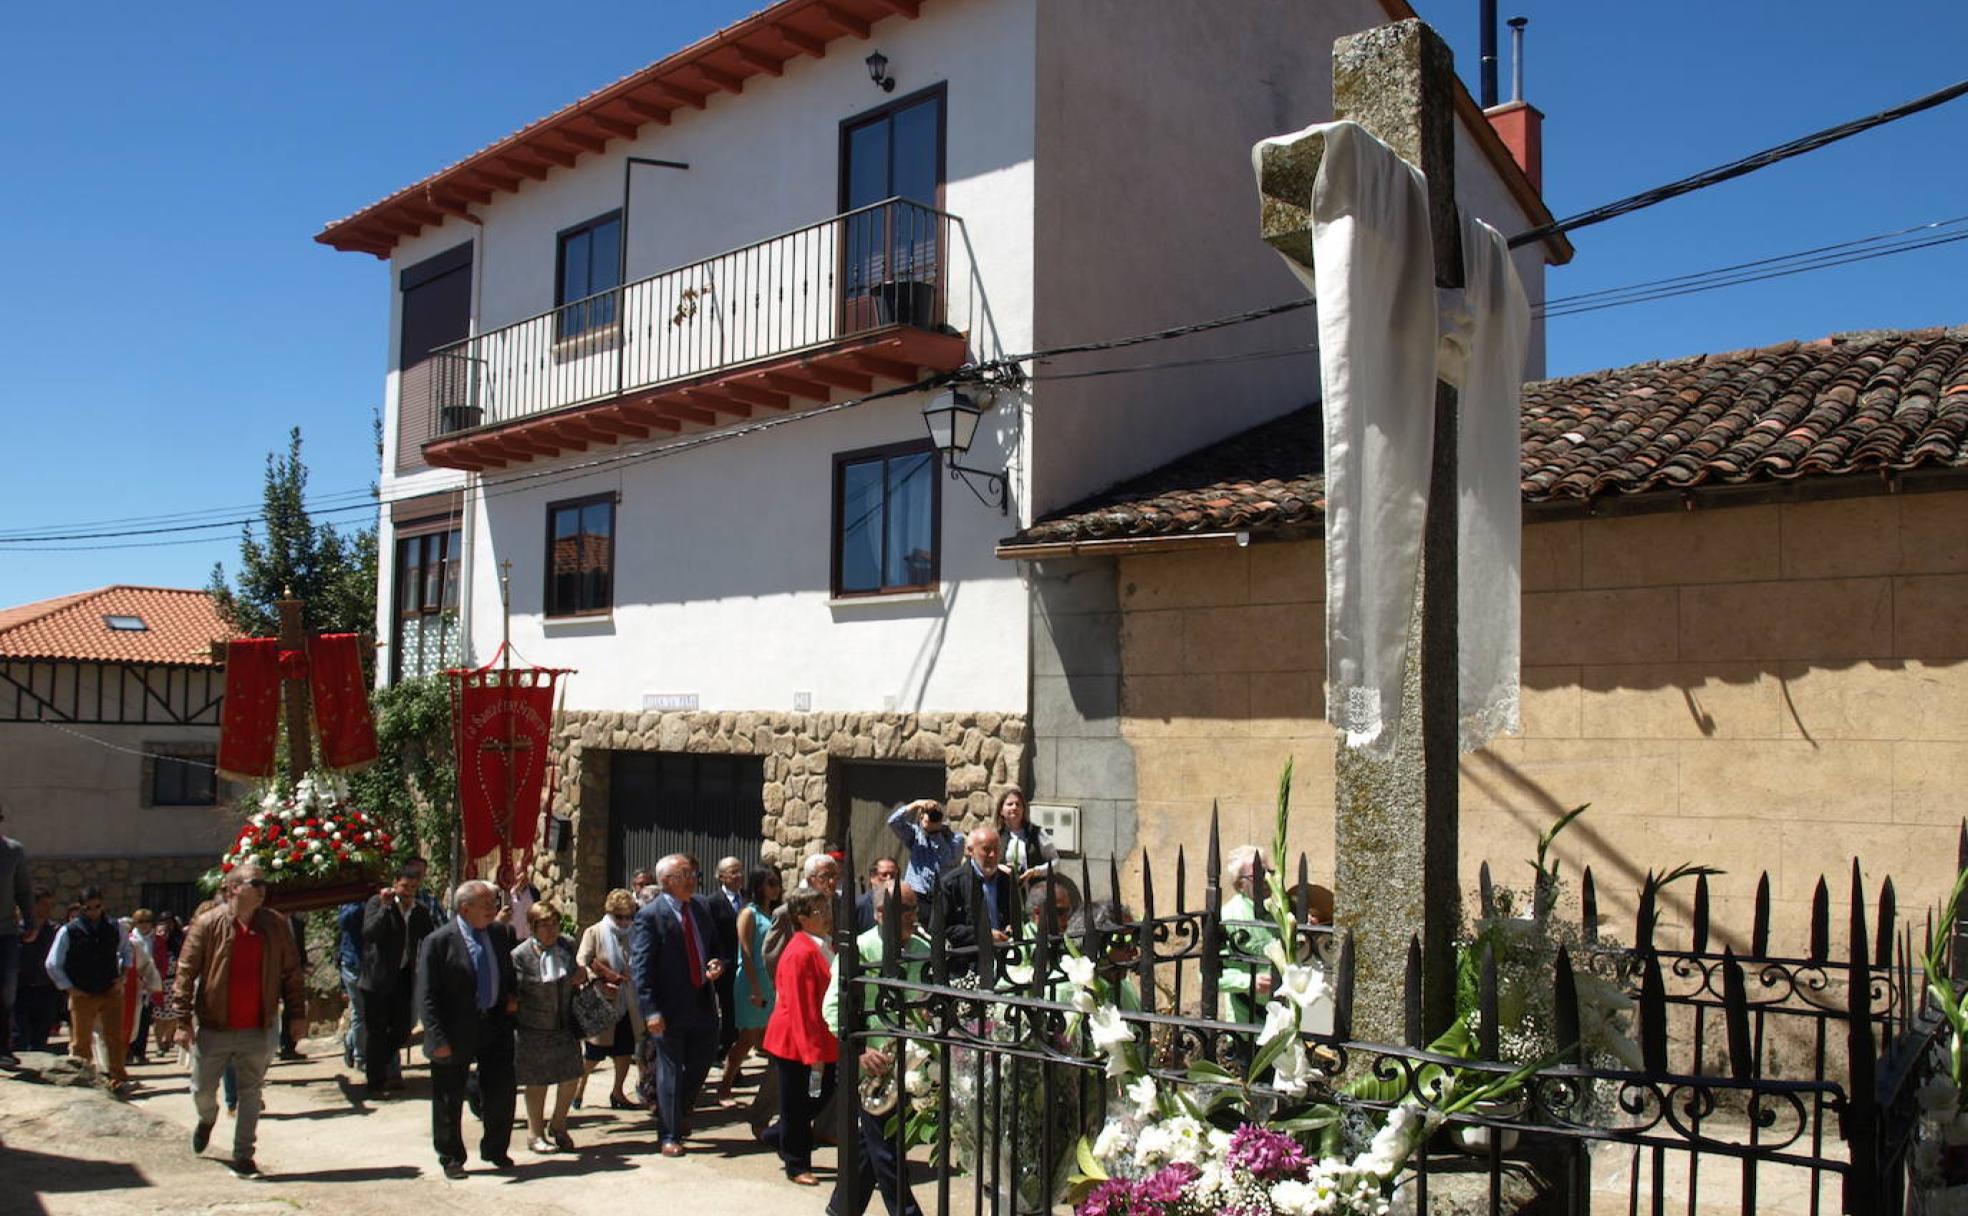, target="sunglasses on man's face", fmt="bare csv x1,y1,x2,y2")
239,878,268,890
